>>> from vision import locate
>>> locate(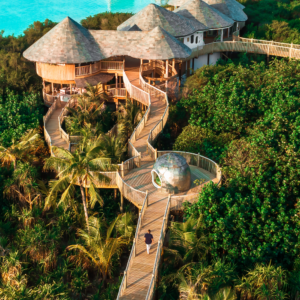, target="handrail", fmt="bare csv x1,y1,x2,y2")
75,60,124,77
138,66,170,161
43,99,58,156
146,194,171,300
117,190,149,299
